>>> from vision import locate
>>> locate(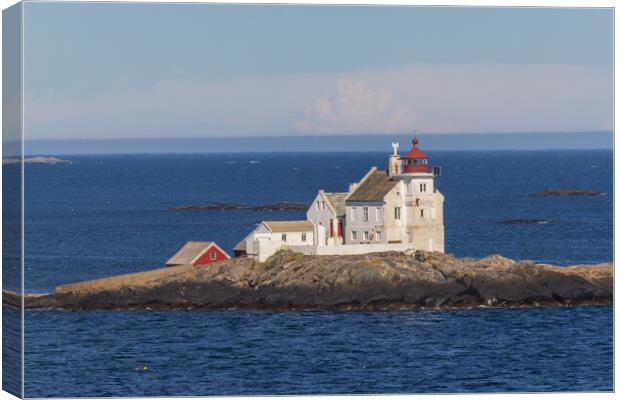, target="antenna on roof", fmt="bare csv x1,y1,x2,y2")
391,142,399,156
